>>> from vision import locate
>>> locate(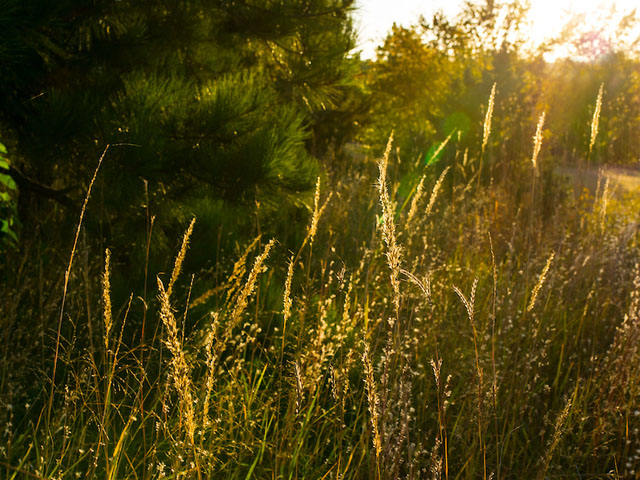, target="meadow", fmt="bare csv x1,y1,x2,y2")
3,91,640,479
2,2,640,478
